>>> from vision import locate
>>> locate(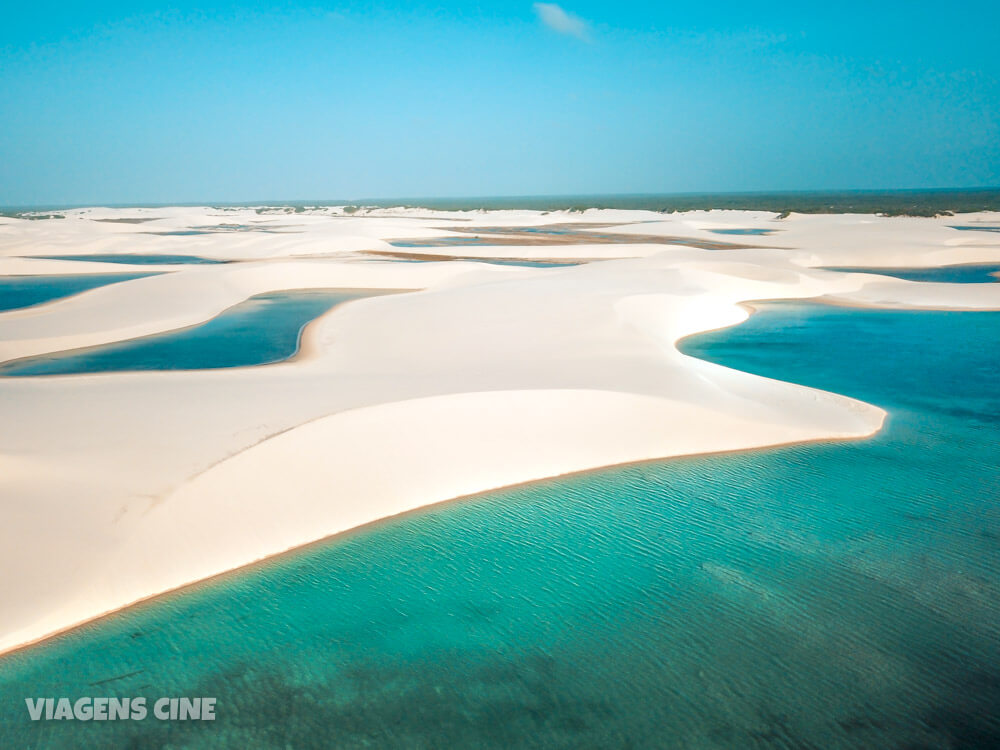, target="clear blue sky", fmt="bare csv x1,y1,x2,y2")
2,1,998,205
